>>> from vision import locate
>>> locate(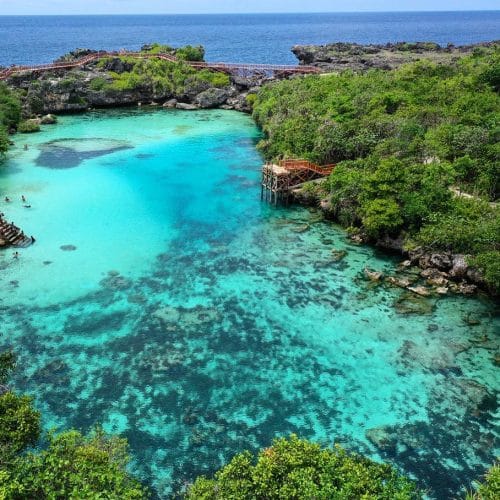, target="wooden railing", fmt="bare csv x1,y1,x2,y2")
0,51,320,80
279,159,335,176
